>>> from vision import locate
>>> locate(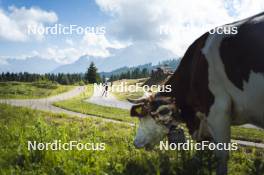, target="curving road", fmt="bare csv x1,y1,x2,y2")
0,86,126,124
0,86,86,111
85,85,133,109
